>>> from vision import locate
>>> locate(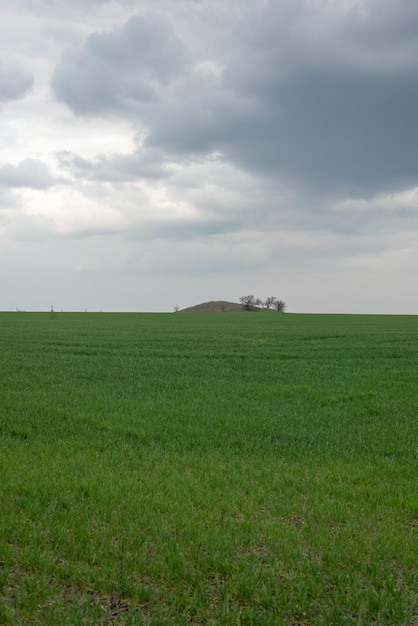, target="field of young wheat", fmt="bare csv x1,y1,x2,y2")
0,312,417,625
